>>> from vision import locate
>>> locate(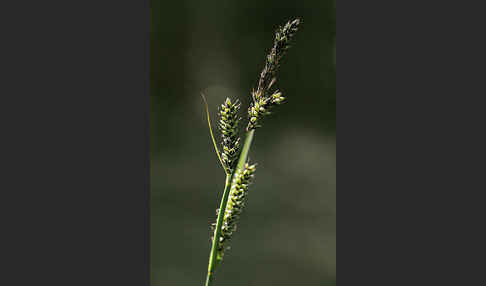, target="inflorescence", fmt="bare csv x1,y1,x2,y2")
247,18,301,131
219,98,241,173
207,18,301,275
213,163,256,261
